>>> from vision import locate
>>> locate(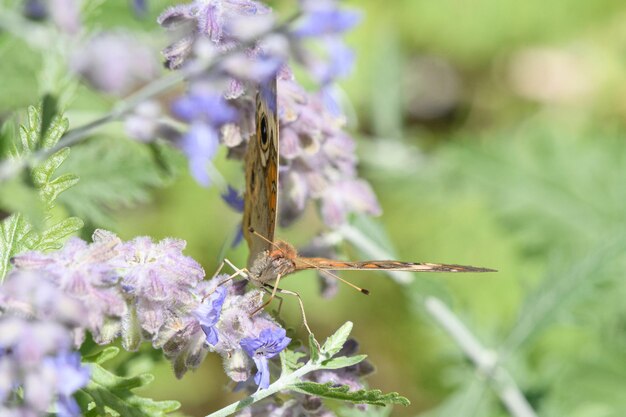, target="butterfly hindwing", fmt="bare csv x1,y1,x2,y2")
243,78,279,268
